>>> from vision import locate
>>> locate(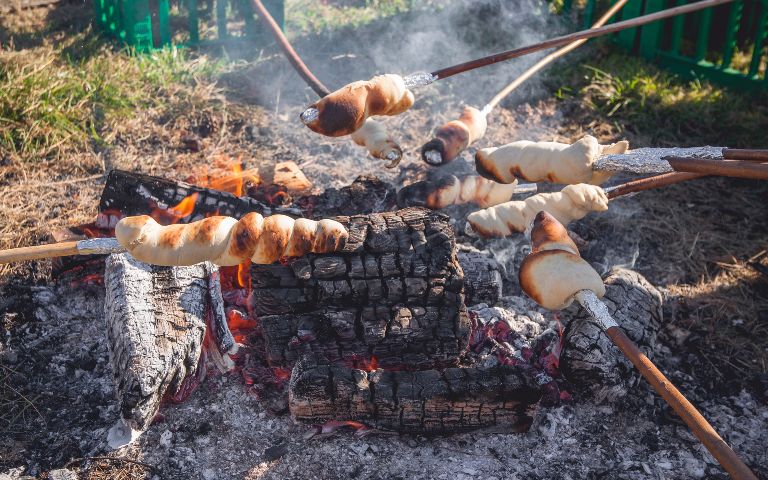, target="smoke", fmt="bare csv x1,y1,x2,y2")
235,0,567,111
